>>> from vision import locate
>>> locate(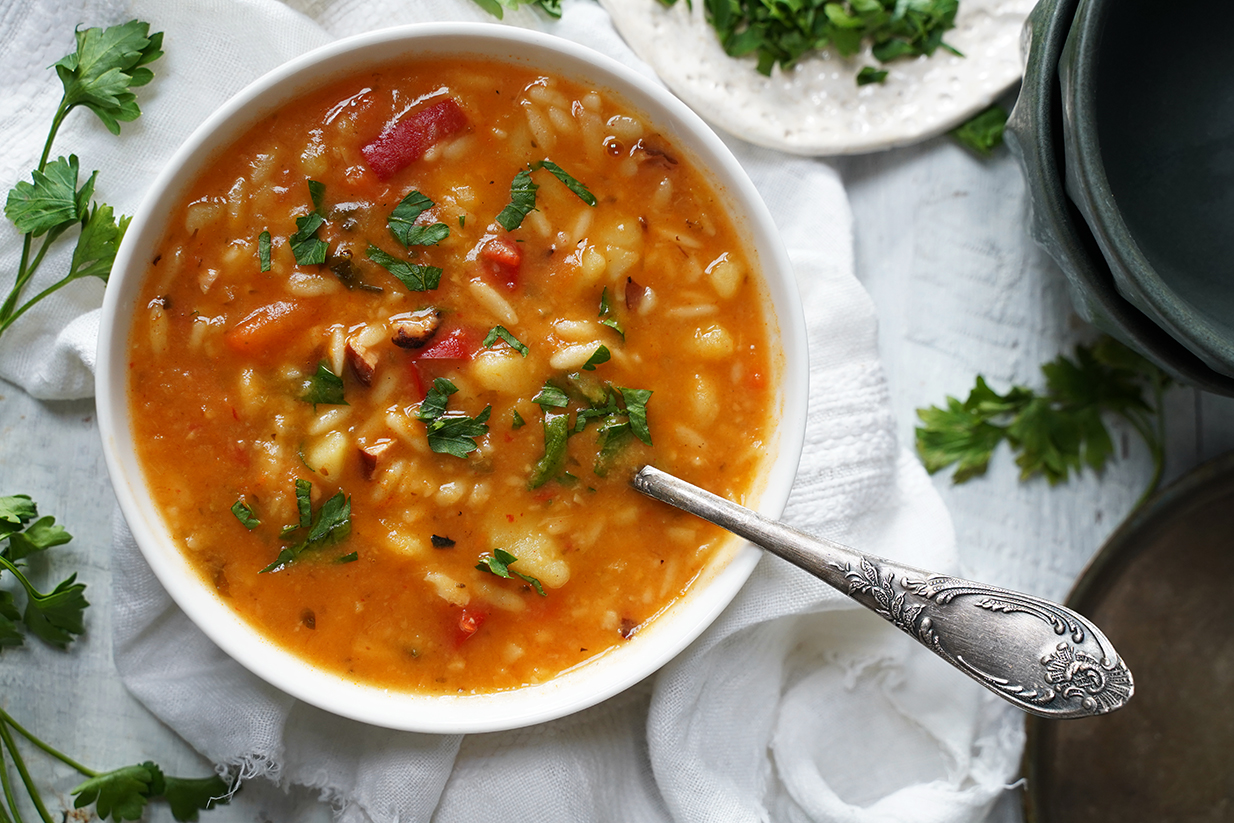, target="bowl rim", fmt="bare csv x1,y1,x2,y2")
95,22,809,733
1060,0,1234,377
1005,0,1234,396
